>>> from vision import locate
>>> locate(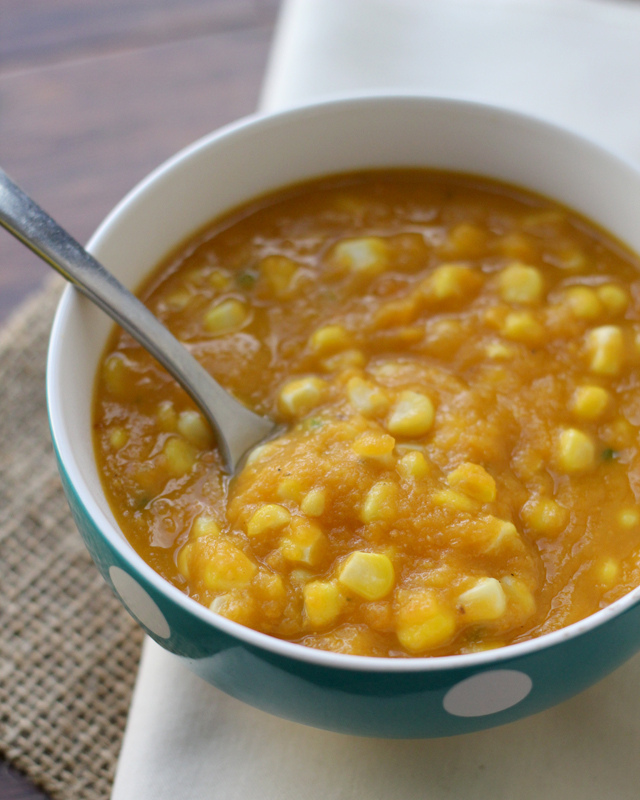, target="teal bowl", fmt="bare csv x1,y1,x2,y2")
47,95,640,738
